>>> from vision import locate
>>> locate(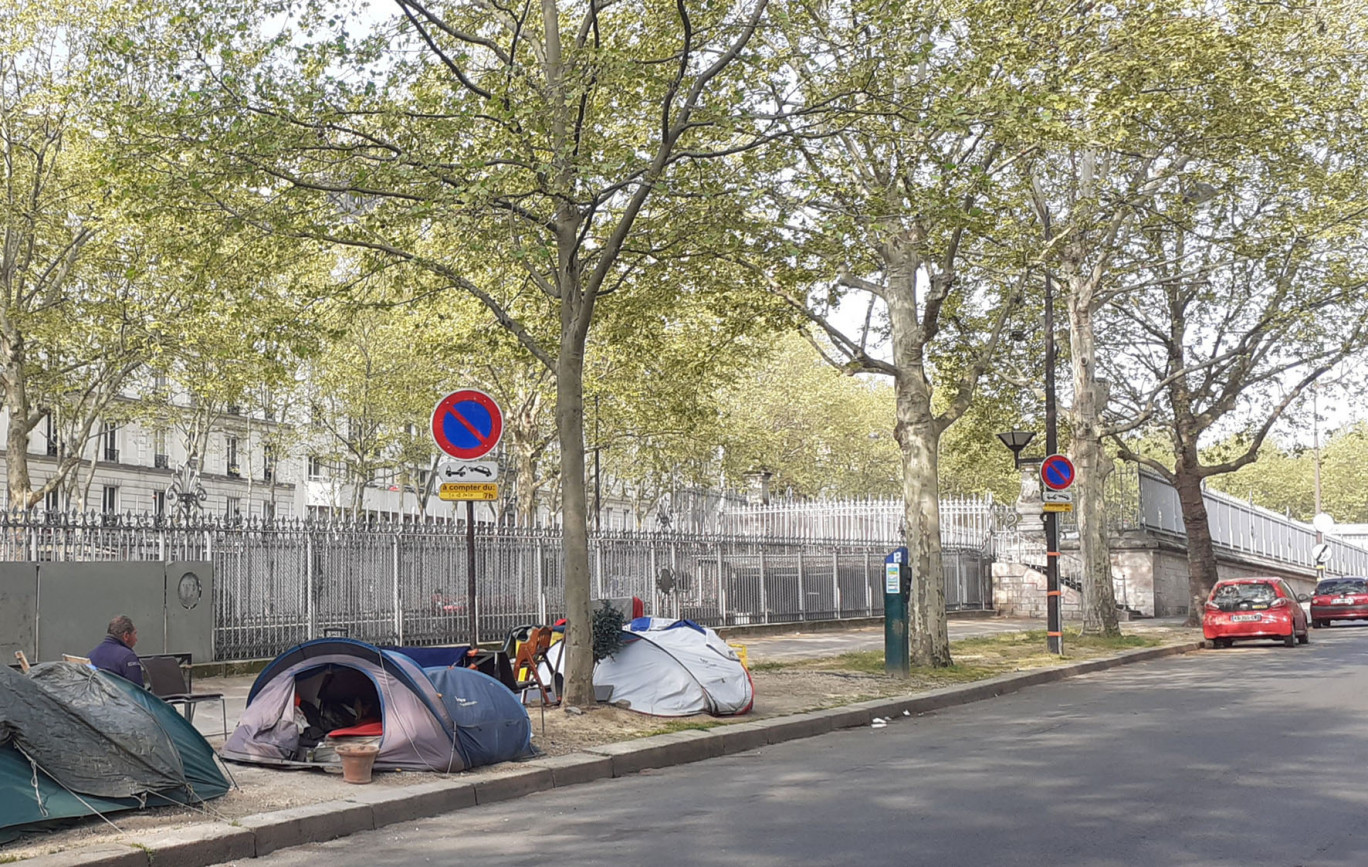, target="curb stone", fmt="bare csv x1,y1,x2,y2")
18,639,1203,866
239,800,374,856
17,845,149,866
133,823,255,866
